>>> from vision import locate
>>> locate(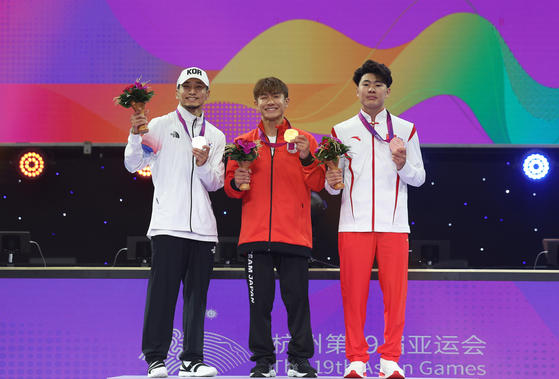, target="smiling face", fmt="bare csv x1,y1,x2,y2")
254,91,289,124
357,73,391,117
175,78,210,116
